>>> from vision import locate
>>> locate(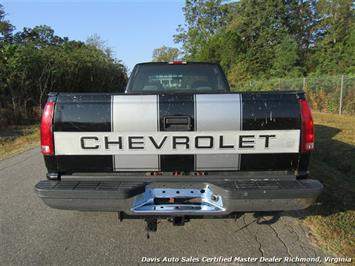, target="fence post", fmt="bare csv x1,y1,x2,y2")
303,77,306,90
339,75,344,115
